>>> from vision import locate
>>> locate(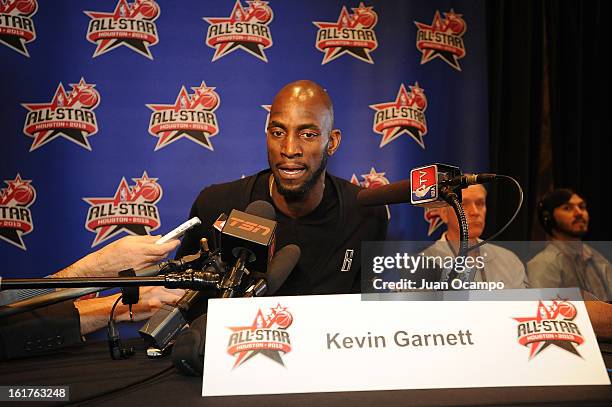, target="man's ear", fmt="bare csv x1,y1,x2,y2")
327,129,341,156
